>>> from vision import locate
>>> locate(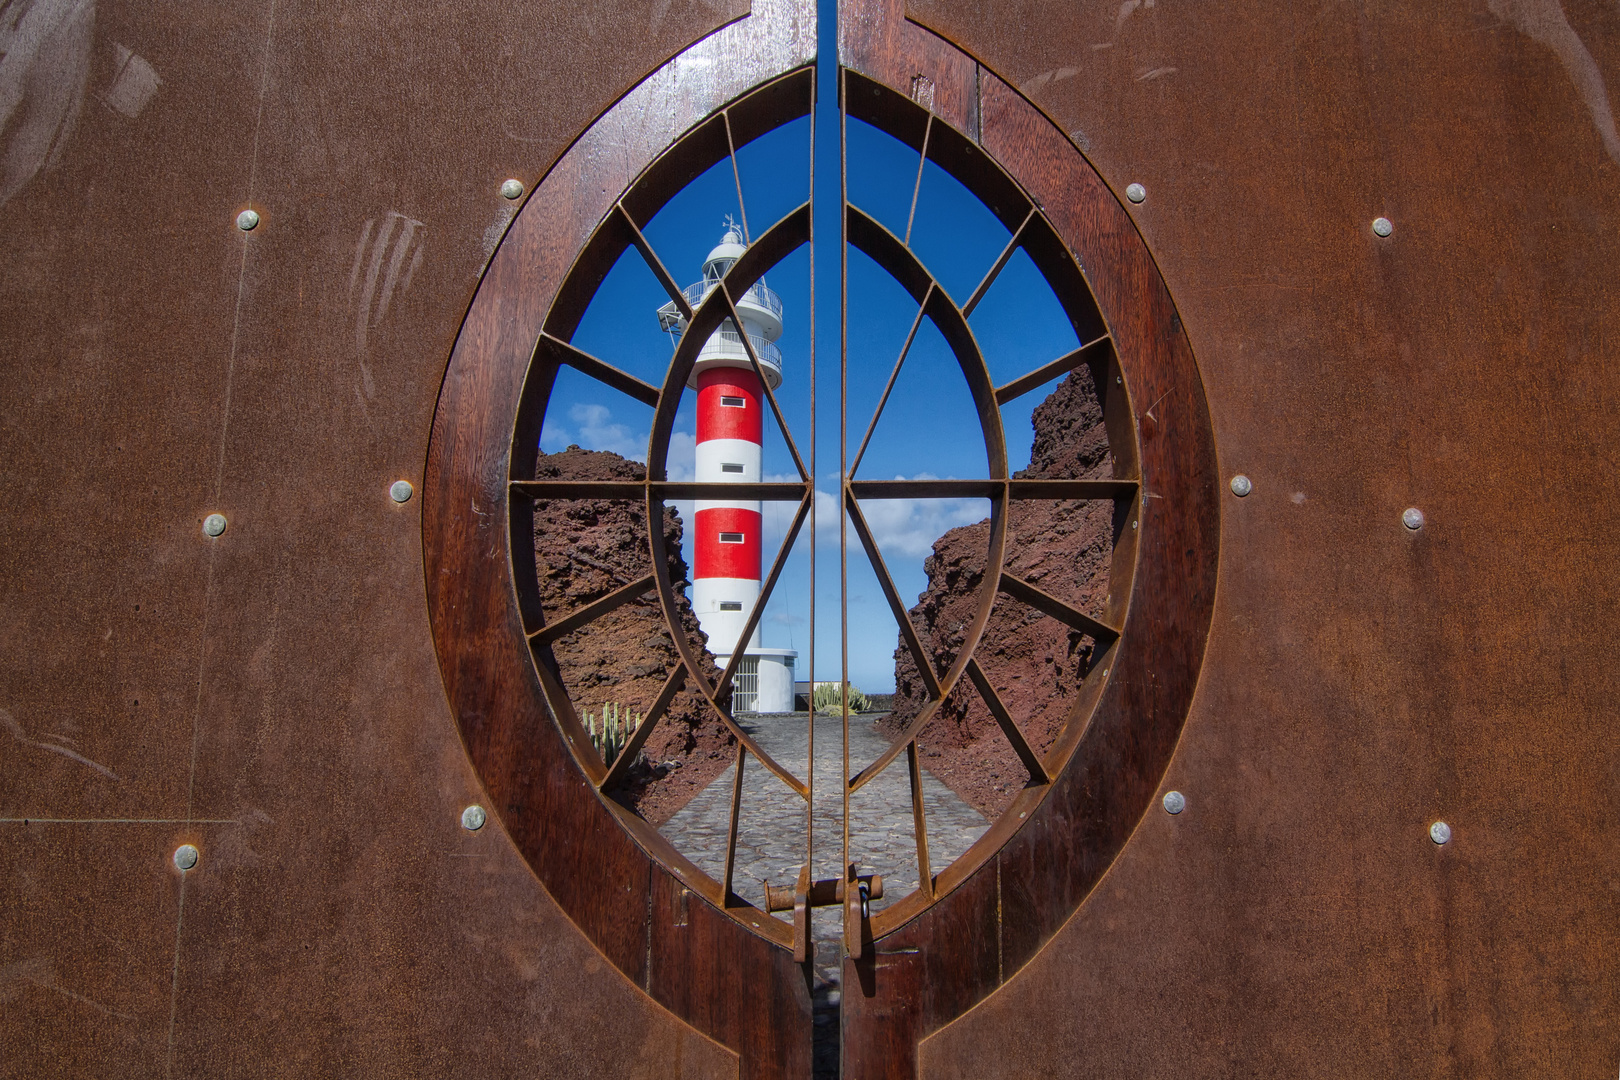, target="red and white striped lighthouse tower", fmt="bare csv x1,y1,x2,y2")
657,221,794,705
